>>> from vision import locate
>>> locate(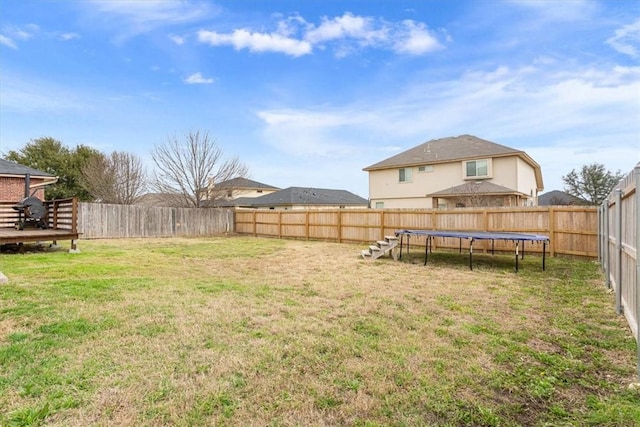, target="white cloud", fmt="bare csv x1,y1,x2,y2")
393,20,442,55
508,0,598,22
0,72,89,114
169,34,185,45
197,13,444,58
198,29,312,57
0,24,39,48
256,62,640,193
183,72,214,84
257,109,372,157
8,24,40,40
0,34,17,49
59,32,80,41
84,0,215,40
607,19,640,58
89,0,210,24
305,13,384,45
